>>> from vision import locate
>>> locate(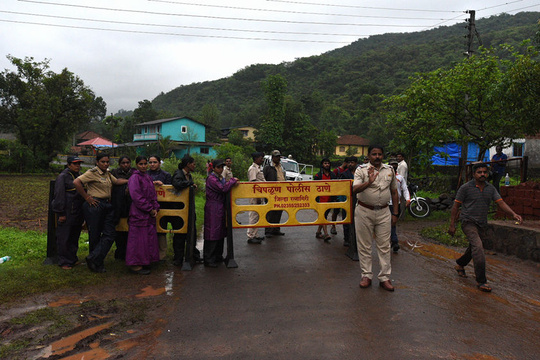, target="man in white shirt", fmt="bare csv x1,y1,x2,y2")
247,152,266,244
396,152,408,183
389,159,410,253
